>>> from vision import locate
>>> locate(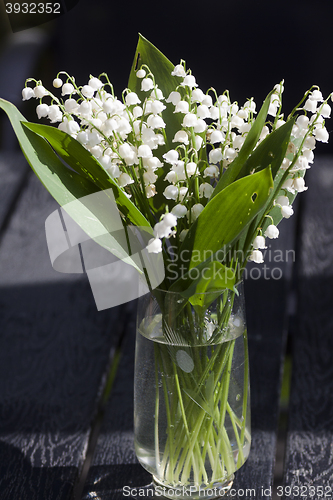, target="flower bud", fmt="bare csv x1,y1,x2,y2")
53,78,63,88
136,69,146,78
